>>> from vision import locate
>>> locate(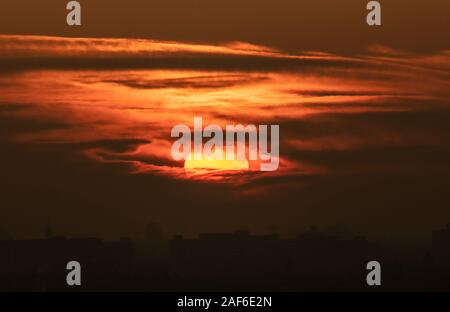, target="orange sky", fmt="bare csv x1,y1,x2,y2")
1,0,449,54
0,34,449,186
0,2,449,240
